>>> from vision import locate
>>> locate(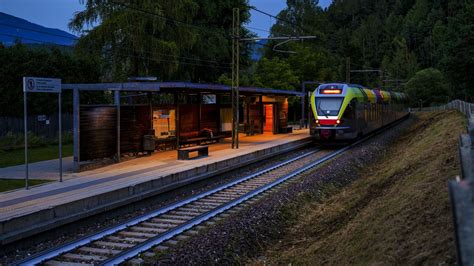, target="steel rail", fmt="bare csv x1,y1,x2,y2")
102,118,405,264
102,146,349,265
17,149,320,266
